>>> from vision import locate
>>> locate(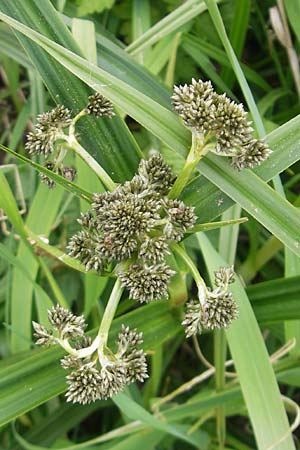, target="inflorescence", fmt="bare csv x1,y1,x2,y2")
68,153,197,303
30,85,243,407
172,79,271,169
182,266,238,337
25,94,114,188
33,305,147,404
